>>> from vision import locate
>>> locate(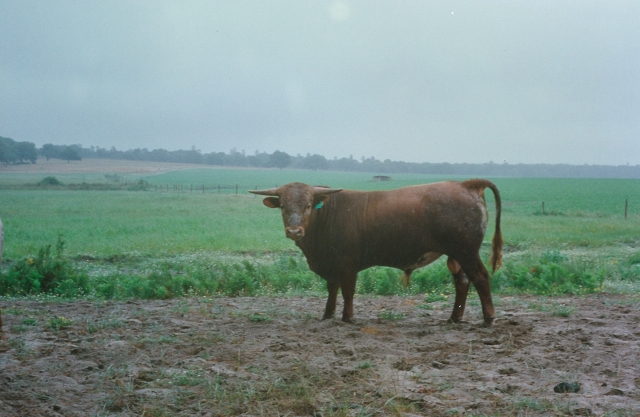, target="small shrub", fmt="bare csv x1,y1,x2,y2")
378,310,405,321
0,235,89,297
424,292,449,303
125,179,150,191
21,318,38,326
552,305,575,317
8,337,33,359
540,250,567,263
249,313,271,323
38,176,63,186
48,316,73,330
358,267,405,295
